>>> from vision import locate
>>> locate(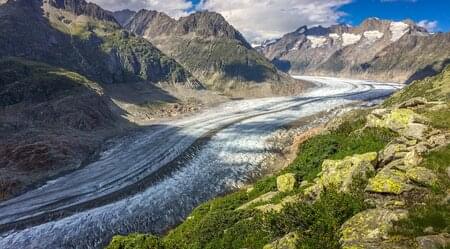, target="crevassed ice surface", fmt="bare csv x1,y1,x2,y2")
0,76,403,249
